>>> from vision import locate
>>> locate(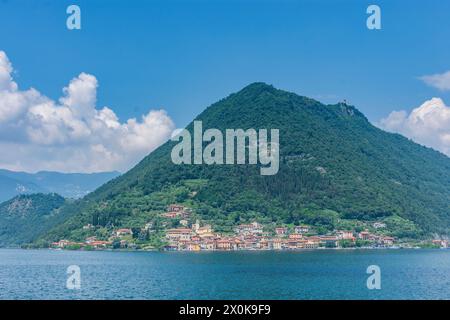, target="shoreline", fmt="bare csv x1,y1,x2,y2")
3,246,444,252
